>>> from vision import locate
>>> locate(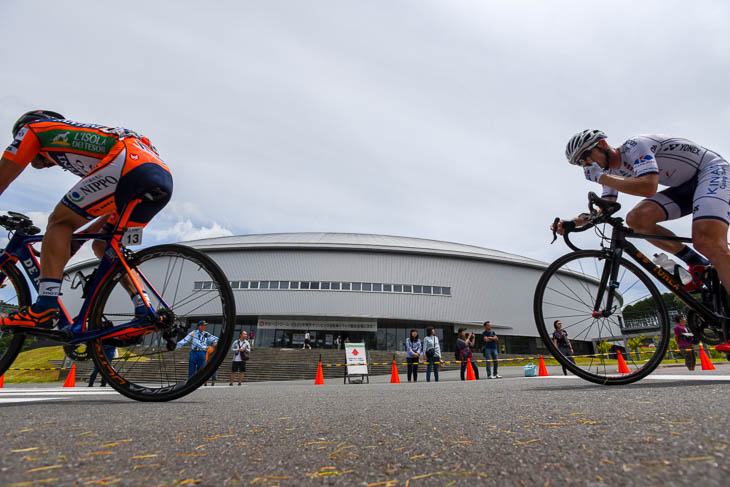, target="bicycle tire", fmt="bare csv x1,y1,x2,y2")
0,262,31,376
88,244,236,402
534,250,670,385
